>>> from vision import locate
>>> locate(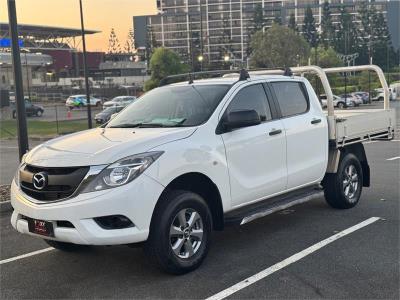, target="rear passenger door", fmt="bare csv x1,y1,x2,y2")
220,83,287,207
270,81,328,190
